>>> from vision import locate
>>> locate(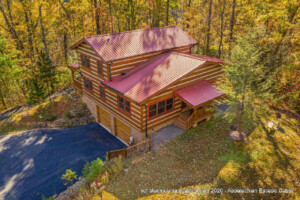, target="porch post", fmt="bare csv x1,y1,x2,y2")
71,70,74,79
